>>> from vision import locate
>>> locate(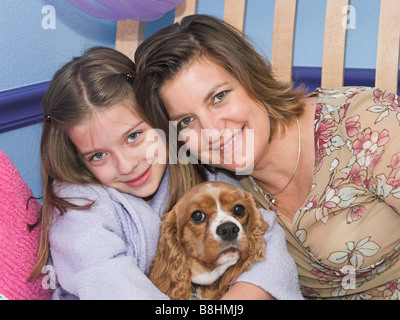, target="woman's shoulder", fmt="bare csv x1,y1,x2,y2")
314,86,399,125
314,86,376,101
314,86,399,121
314,86,397,109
